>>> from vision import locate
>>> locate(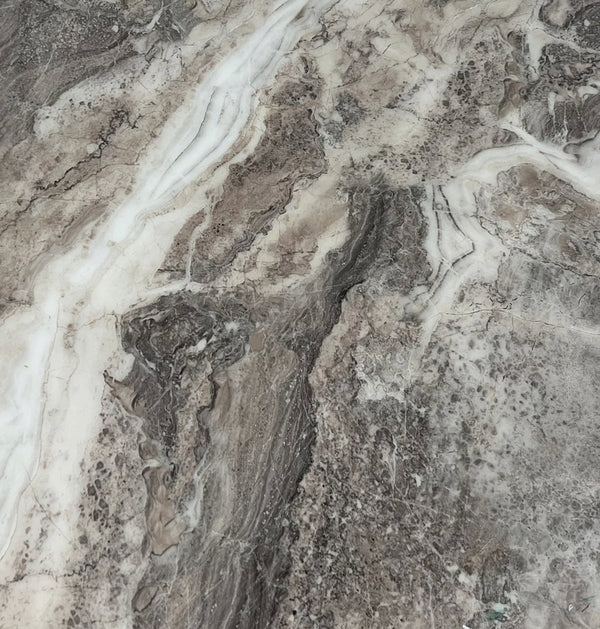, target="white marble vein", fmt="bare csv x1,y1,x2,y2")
0,0,332,565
